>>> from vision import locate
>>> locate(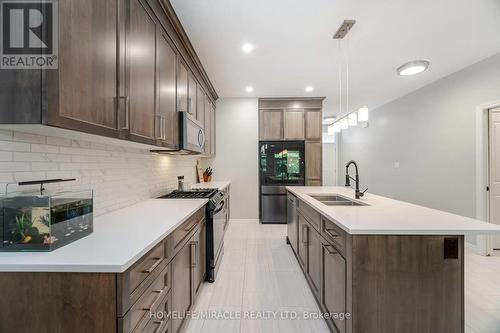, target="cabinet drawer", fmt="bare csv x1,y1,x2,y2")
118,241,168,316
173,207,205,250
297,200,320,231
321,217,346,254
121,264,171,333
